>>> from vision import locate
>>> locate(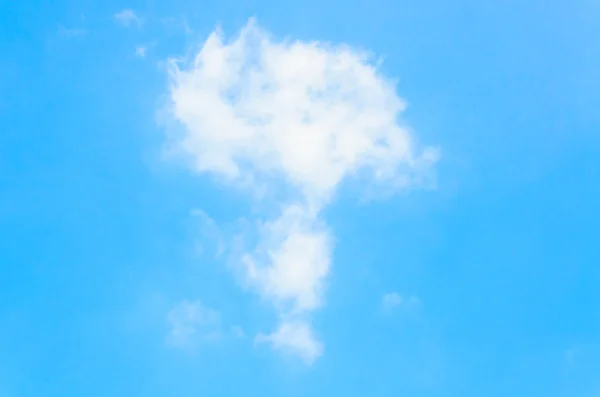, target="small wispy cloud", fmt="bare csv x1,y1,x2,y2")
231,325,246,338
166,300,221,350
565,347,580,368
161,16,193,34
135,46,147,58
190,209,225,258
382,292,420,311
183,20,193,35
58,24,86,38
114,9,142,28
